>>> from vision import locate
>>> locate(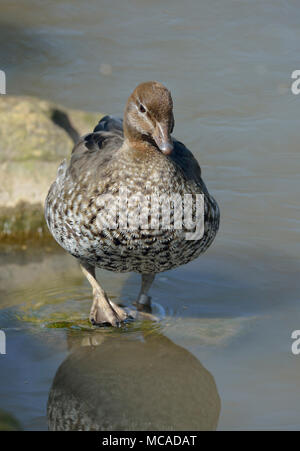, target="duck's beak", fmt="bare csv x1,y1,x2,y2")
153,123,173,155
